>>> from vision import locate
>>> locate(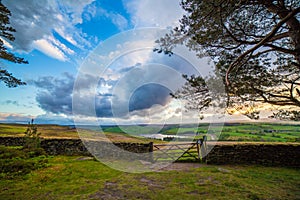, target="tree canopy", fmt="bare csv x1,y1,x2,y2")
156,0,300,120
0,1,27,87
